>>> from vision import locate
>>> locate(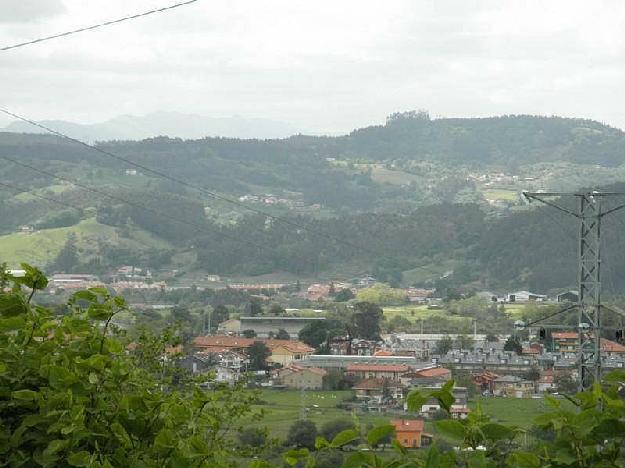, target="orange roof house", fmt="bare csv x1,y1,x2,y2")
274,364,327,389
391,419,430,448
192,335,314,366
